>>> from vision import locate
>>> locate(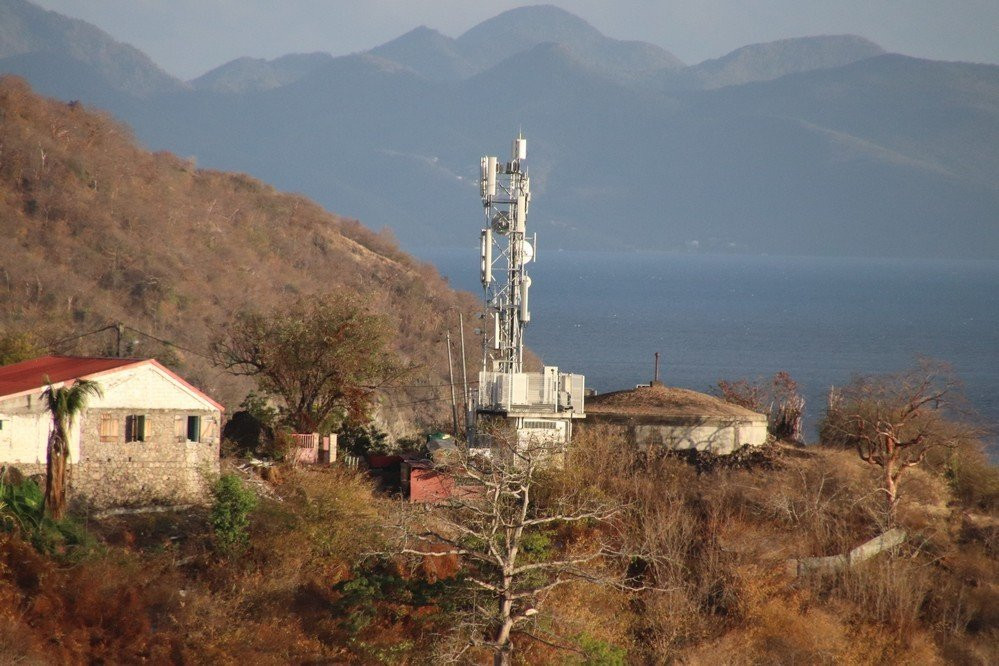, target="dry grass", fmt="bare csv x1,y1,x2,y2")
0,426,995,663
0,463,398,663
586,383,762,419
560,428,999,664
